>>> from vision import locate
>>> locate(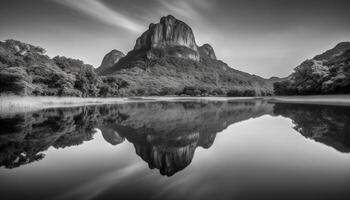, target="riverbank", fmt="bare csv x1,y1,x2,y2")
1,95,349,114
266,95,350,106
0,96,126,114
